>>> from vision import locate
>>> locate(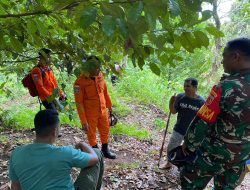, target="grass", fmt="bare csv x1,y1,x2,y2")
106,81,133,117
153,116,176,133
112,100,132,117
110,123,150,140
0,105,81,129
114,67,176,112
154,118,166,130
